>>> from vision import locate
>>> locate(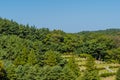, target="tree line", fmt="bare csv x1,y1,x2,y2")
0,18,120,79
